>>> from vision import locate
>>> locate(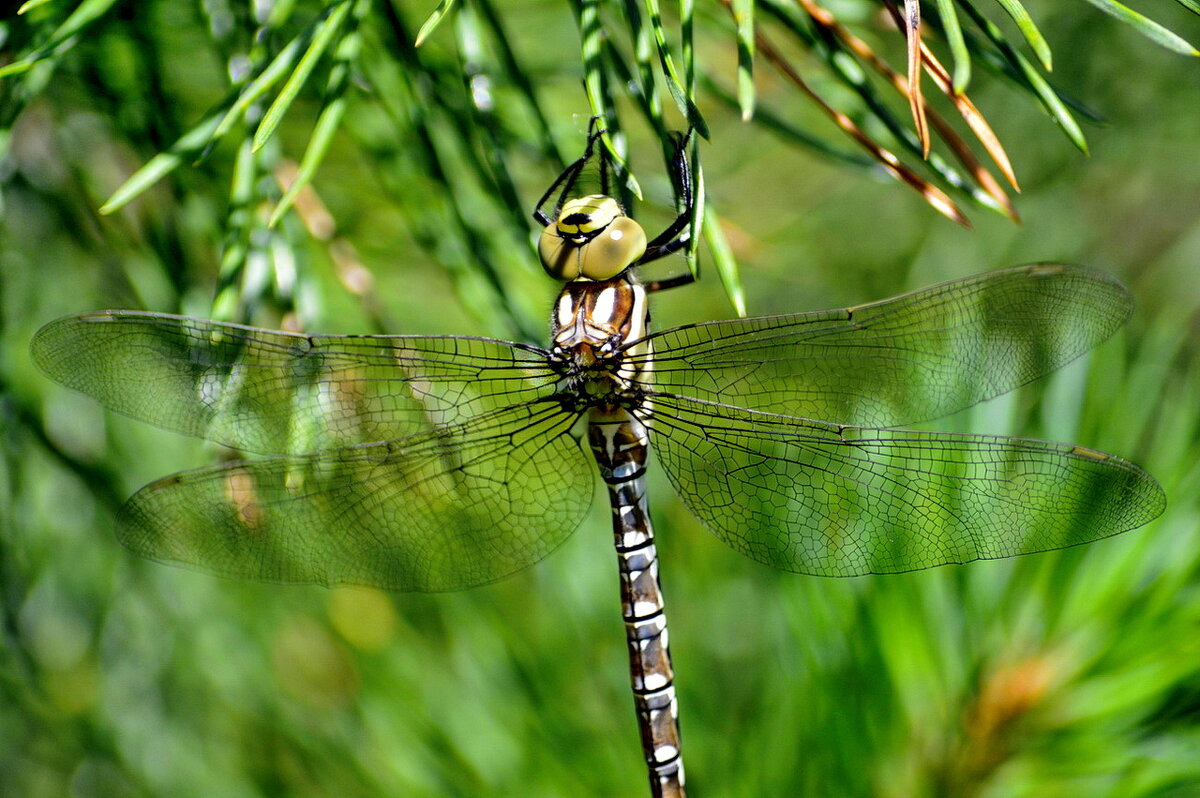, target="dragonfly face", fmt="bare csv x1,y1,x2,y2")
539,194,650,281
533,122,696,293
